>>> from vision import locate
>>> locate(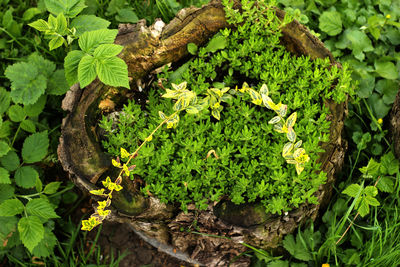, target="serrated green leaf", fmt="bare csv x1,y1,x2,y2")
365,195,380,207
0,150,20,171
49,36,64,50
24,94,47,117
0,121,12,139
64,50,85,86
358,199,369,217
115,9,139,23
0,87,11,114
15,166,39,188
375,60,399,80
28,54,56,78
96,56,129,88
8,105,26,122
26,198,59,220
47,70,69,95
70,15,110,36
0,199,24,216
44,0,86,18
5,62,47,105
32,228,57,258
43,182,62,194
18,216,44,253
0,167,10,184
93,44,123,58
0,184,14,203
319,11,342,36
56,12,67,34
78,55,97,88
28,19,49,31
364,186,378,197
343,184,361,198
35,176,42,193
20,119,36,133
0,216,18,247
78,29,118,54
377,176,394,193
380,152,399,175
0,141,10,157
22,132,49,163
359,158,380,177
